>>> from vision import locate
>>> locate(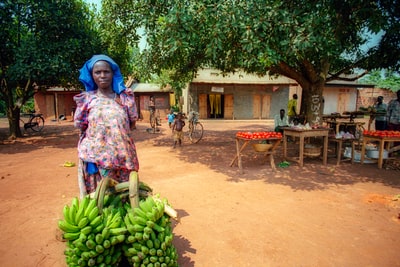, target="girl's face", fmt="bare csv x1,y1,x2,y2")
92,61,113,91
